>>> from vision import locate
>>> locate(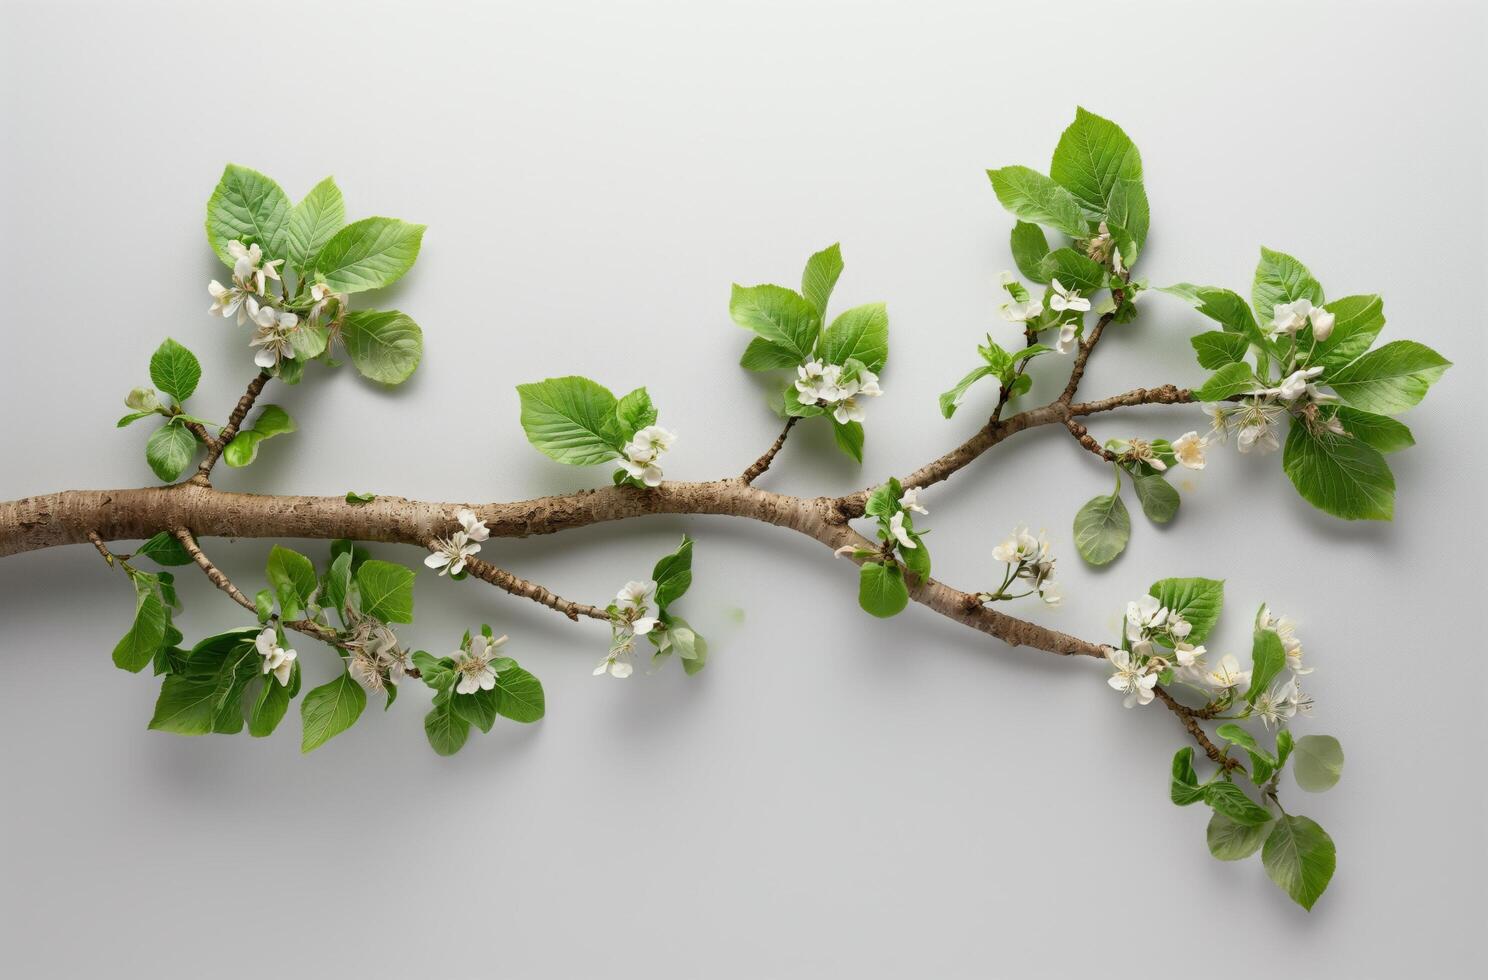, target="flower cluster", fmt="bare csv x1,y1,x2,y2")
1263,299,1333,343
345,618,412,693
424,508,490,576
619,425,677,487
254,627,297,686
453,631,510,694
981,524,1061,605
207,239,304,370
1249,605,1315,729
1103,594,1199,708
597,579,661,678
795,359,883,424
1083,221,1126,276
